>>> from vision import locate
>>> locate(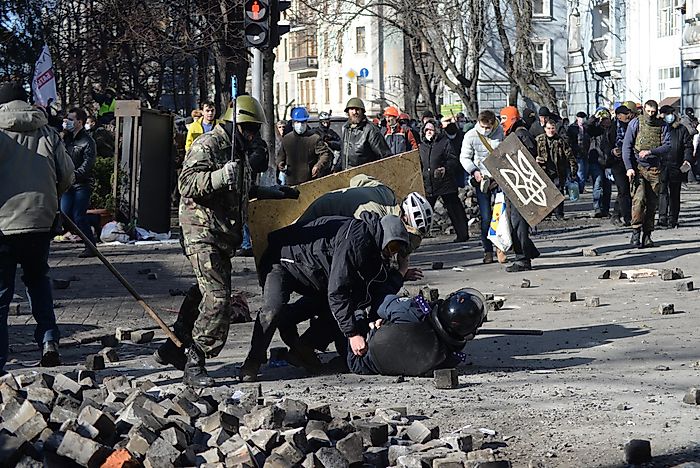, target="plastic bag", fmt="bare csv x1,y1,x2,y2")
100,221,130,243
487,192,512,252
567,180,580,201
